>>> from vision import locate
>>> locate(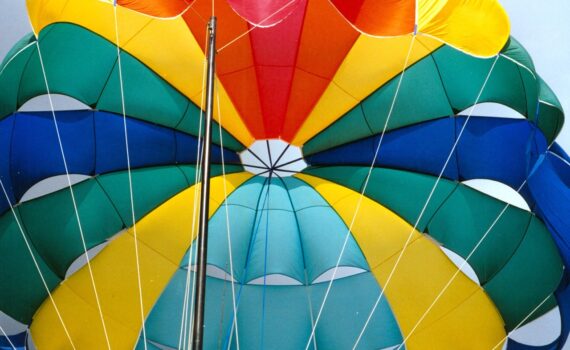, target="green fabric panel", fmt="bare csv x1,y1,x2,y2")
483,216,563,330
303,105,373,156
17,179,124,278
0,32,35,68
501,38,536,72
433,47,529,116
303,38,564,153
19,24,117,107
0,210,61,324
0,23,245,151
176,103,244,151
96,166,189,226
362,56,453,133
176,164,243,185
427,185,532,284
537,78,564,143
0,165,241,286
98,51,188,128
0,38,35,117
302,166,457,231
